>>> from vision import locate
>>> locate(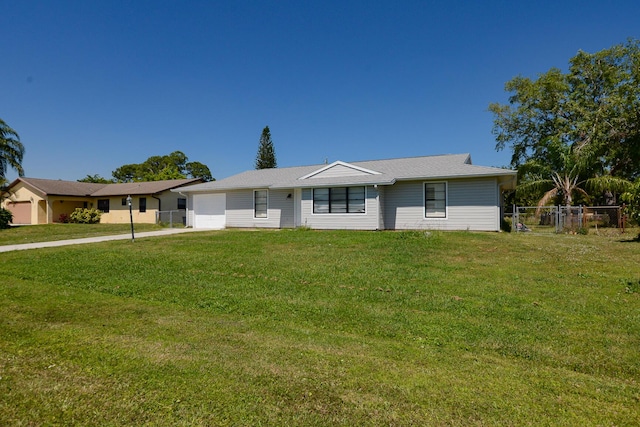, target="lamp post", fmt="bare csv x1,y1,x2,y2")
127,195,135,242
